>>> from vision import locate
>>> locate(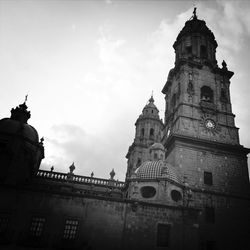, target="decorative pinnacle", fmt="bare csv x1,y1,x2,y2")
40,137,44,145
69,162,75,174
110,169,115,180
149,93,154,103
193,7,197,19
222,60,228,70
